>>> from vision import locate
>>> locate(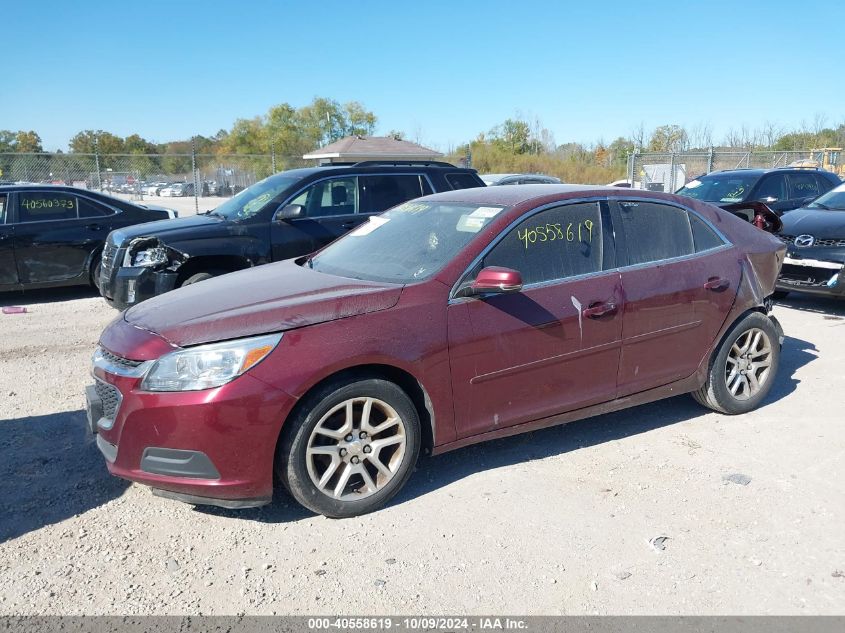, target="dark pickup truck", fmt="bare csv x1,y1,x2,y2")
99,161,485,309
